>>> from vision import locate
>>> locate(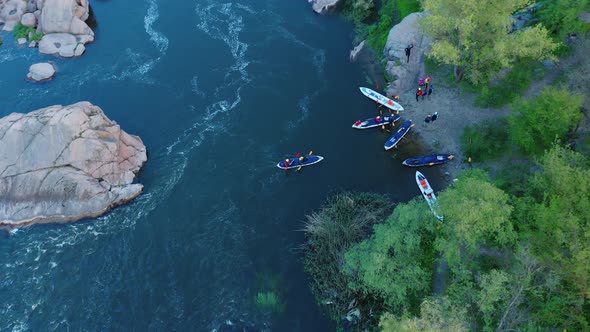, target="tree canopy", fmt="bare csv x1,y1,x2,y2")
422,0,558,84
537,0,590,39
344,199,435,313
379,297,469,332
436,170,515,267
520,147,590,322
509,87,583,155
